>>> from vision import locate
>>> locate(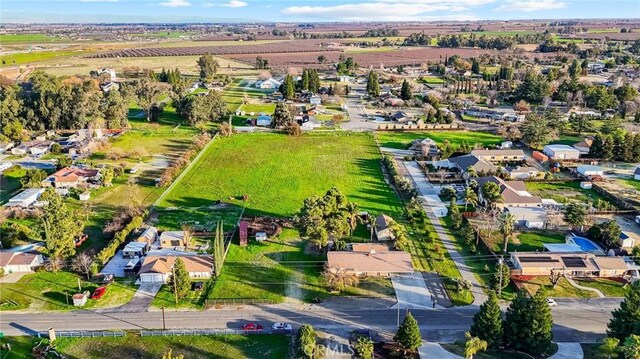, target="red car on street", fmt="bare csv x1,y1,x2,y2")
241,323,263,331
91,286,107,300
